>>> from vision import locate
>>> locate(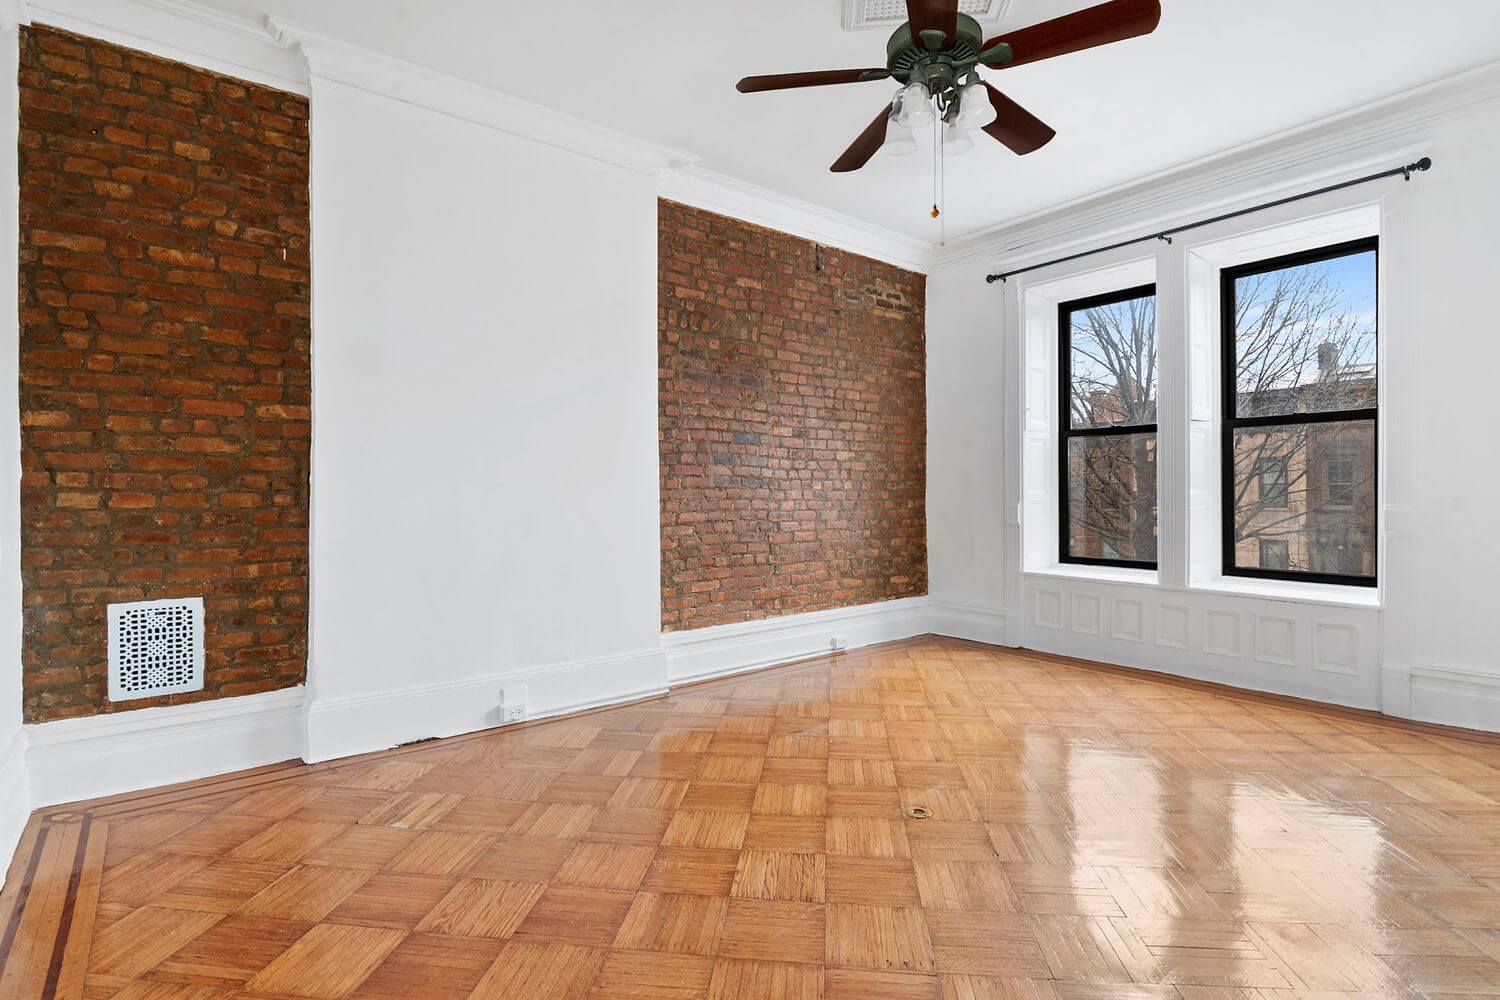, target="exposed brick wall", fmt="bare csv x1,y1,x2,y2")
659,200,926,631
18,26,311,722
